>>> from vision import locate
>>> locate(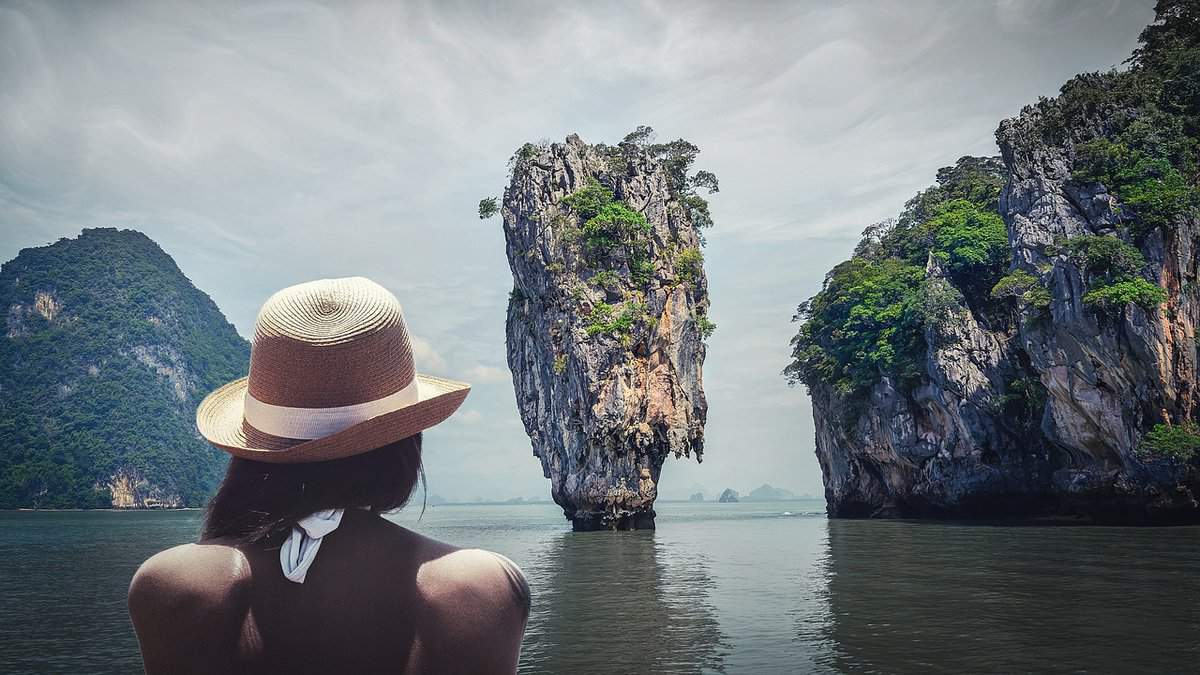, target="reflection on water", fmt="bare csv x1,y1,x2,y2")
1,504,1196,674
520,531,729,674
820,519,1200,674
